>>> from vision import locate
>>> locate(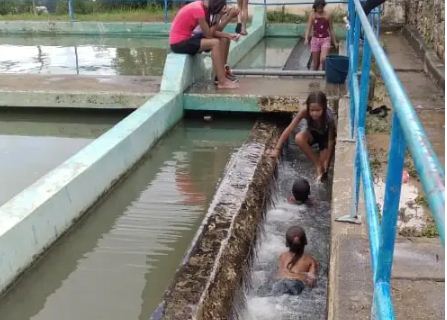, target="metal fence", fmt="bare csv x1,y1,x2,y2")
340,0,445,318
